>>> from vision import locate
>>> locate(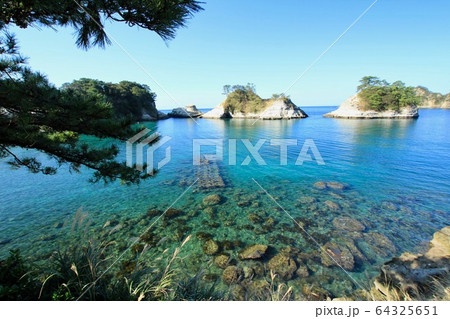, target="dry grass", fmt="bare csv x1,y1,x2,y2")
268,270,293,301
361,277,450,301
